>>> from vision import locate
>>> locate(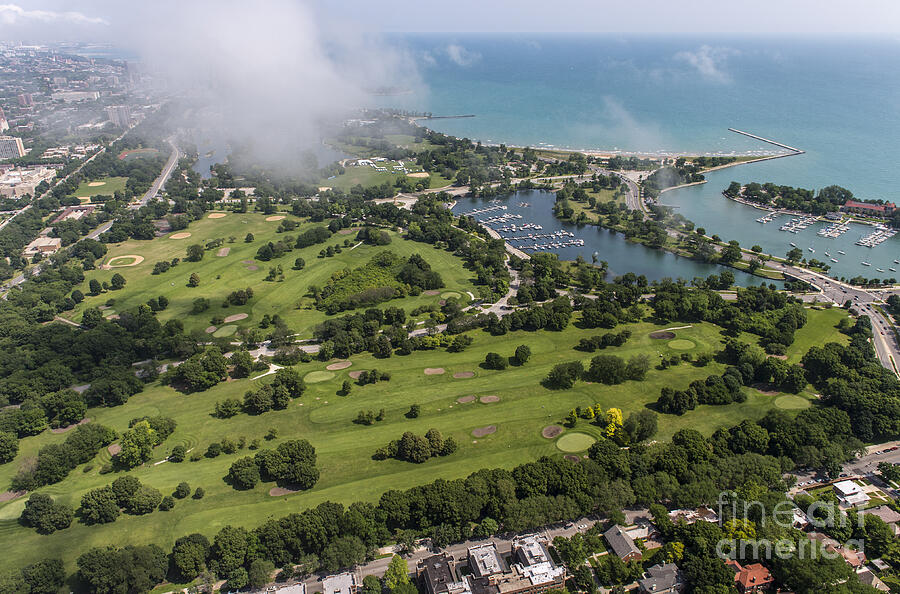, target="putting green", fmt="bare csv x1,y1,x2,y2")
304,371,335,383
212,325,237,338
667,339,695,350
775,394,811,410
441,291,462,300
556,432,596,453
0,498,26,520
